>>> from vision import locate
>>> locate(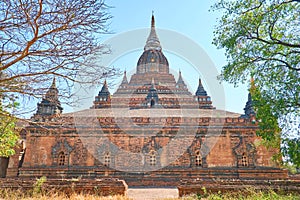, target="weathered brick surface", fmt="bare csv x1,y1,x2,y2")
8,115,286,187
178,178,300,196
0,178,127,196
